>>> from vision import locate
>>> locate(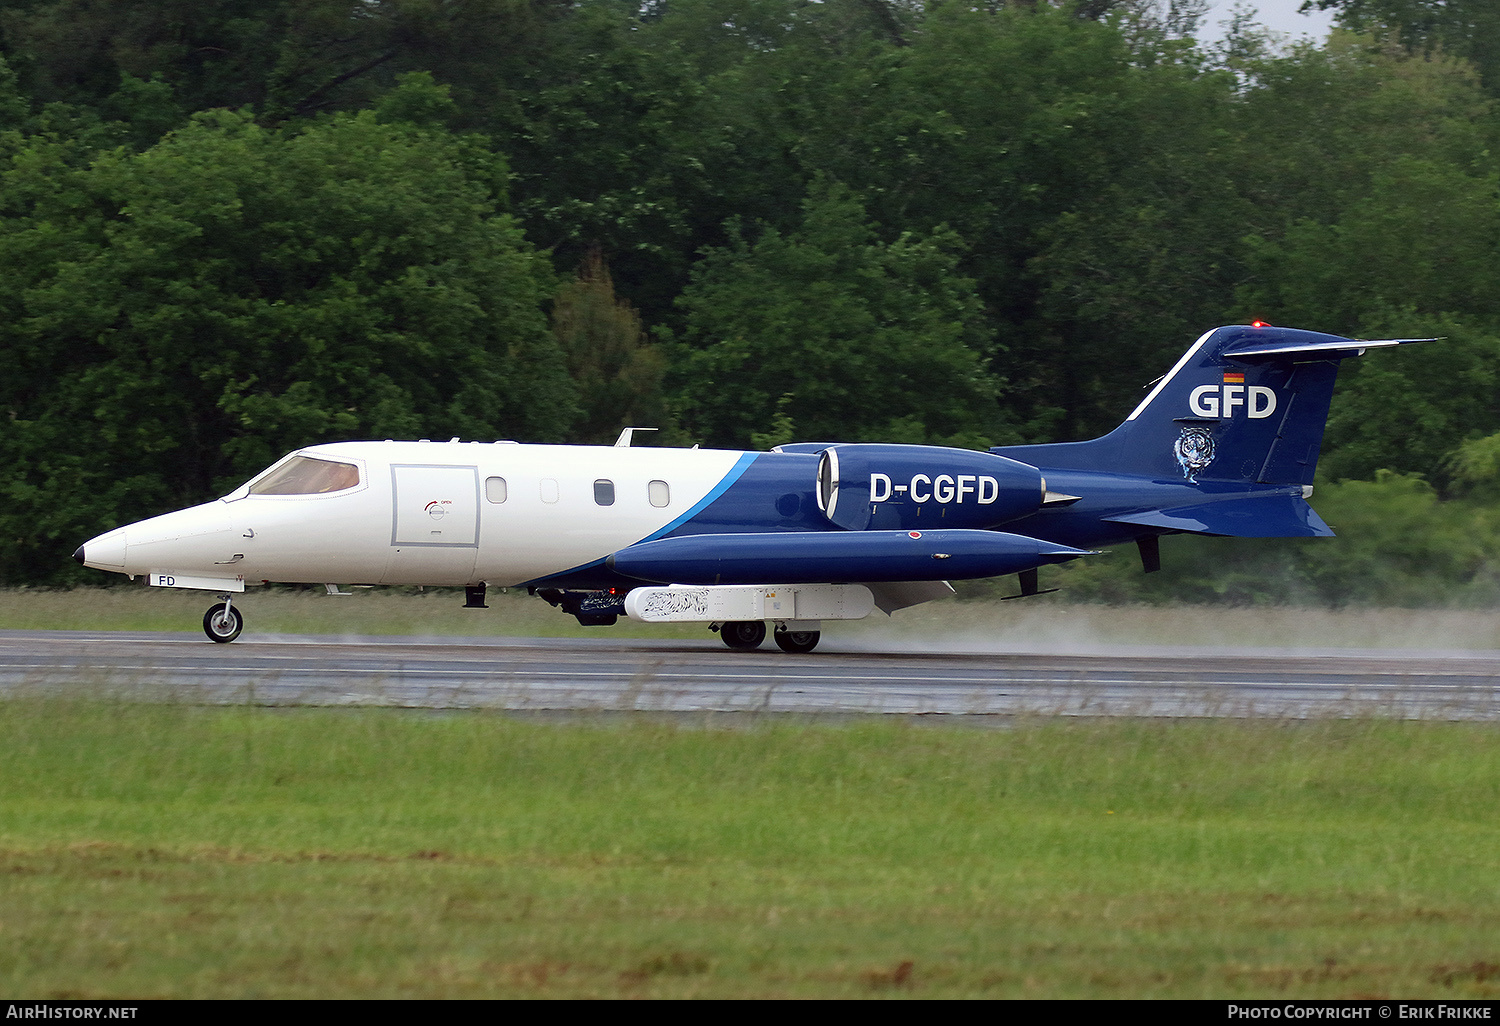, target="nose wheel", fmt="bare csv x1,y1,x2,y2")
203,599,243,643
